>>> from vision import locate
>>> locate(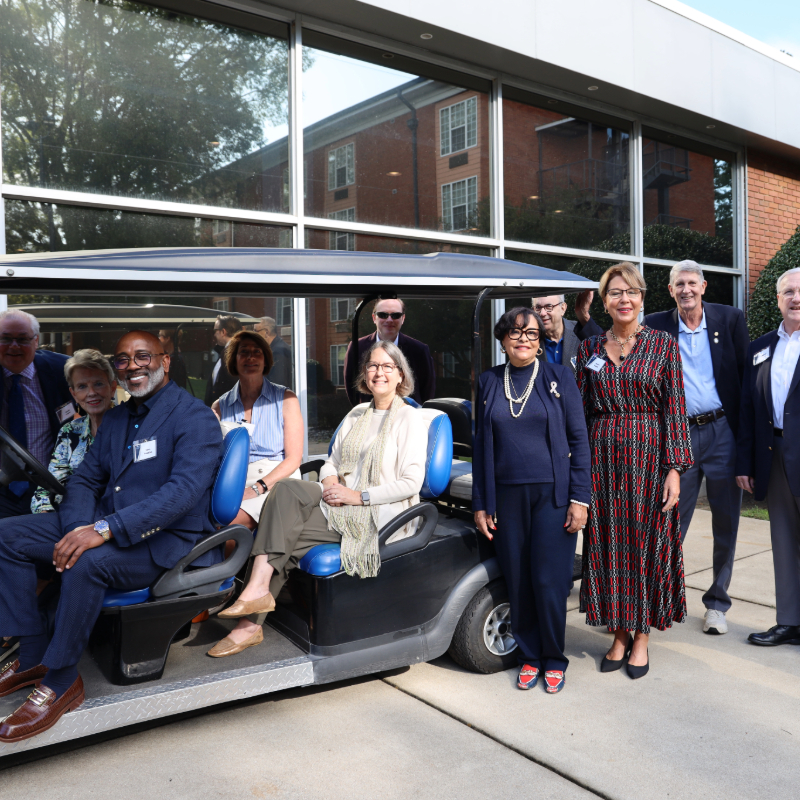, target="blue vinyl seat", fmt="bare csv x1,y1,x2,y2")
299,404,453,577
